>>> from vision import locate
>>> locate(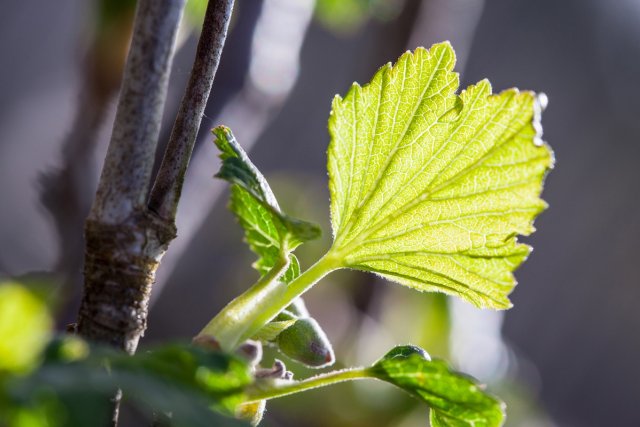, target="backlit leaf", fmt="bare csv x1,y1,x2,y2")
327,42,553,308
